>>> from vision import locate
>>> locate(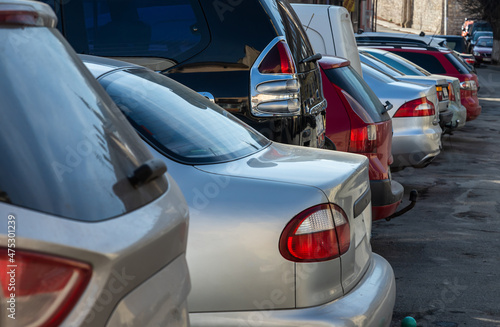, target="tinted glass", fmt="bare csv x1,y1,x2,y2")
324,66,388,120
445,53,469,74
0,28,166,221
477,38,493,47
393,51,447,74
60,0,209,62
359,53,404,76
99,69,270,164
473,31,492,42
361,62,399,83
366,51,429,76
445,38,466,53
